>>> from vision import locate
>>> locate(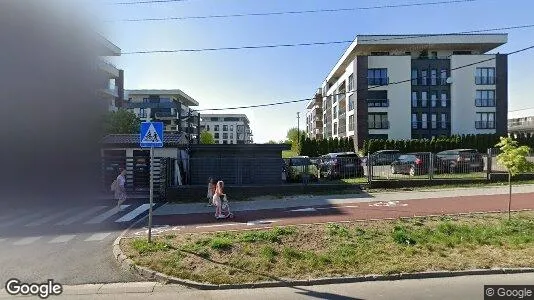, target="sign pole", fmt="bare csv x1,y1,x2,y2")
148,146,154,243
